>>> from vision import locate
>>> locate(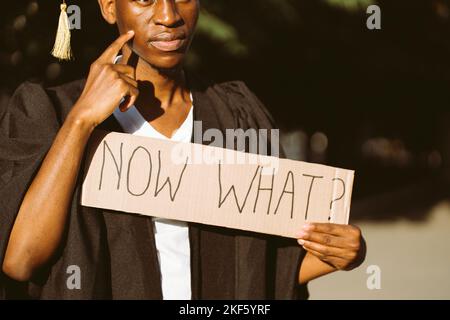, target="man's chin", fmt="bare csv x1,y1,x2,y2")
142,56,184,73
